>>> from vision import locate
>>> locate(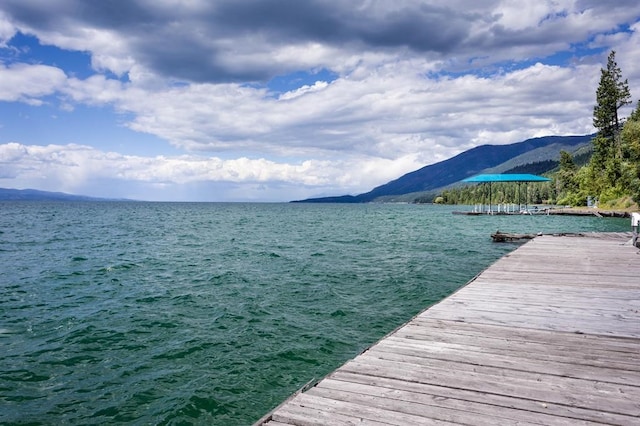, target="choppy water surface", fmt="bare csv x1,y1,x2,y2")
0,202,629,424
